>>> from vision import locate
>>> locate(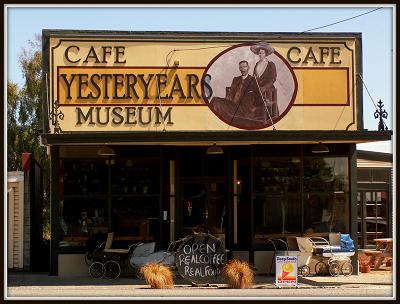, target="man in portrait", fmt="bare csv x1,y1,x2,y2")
209,60,267,128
